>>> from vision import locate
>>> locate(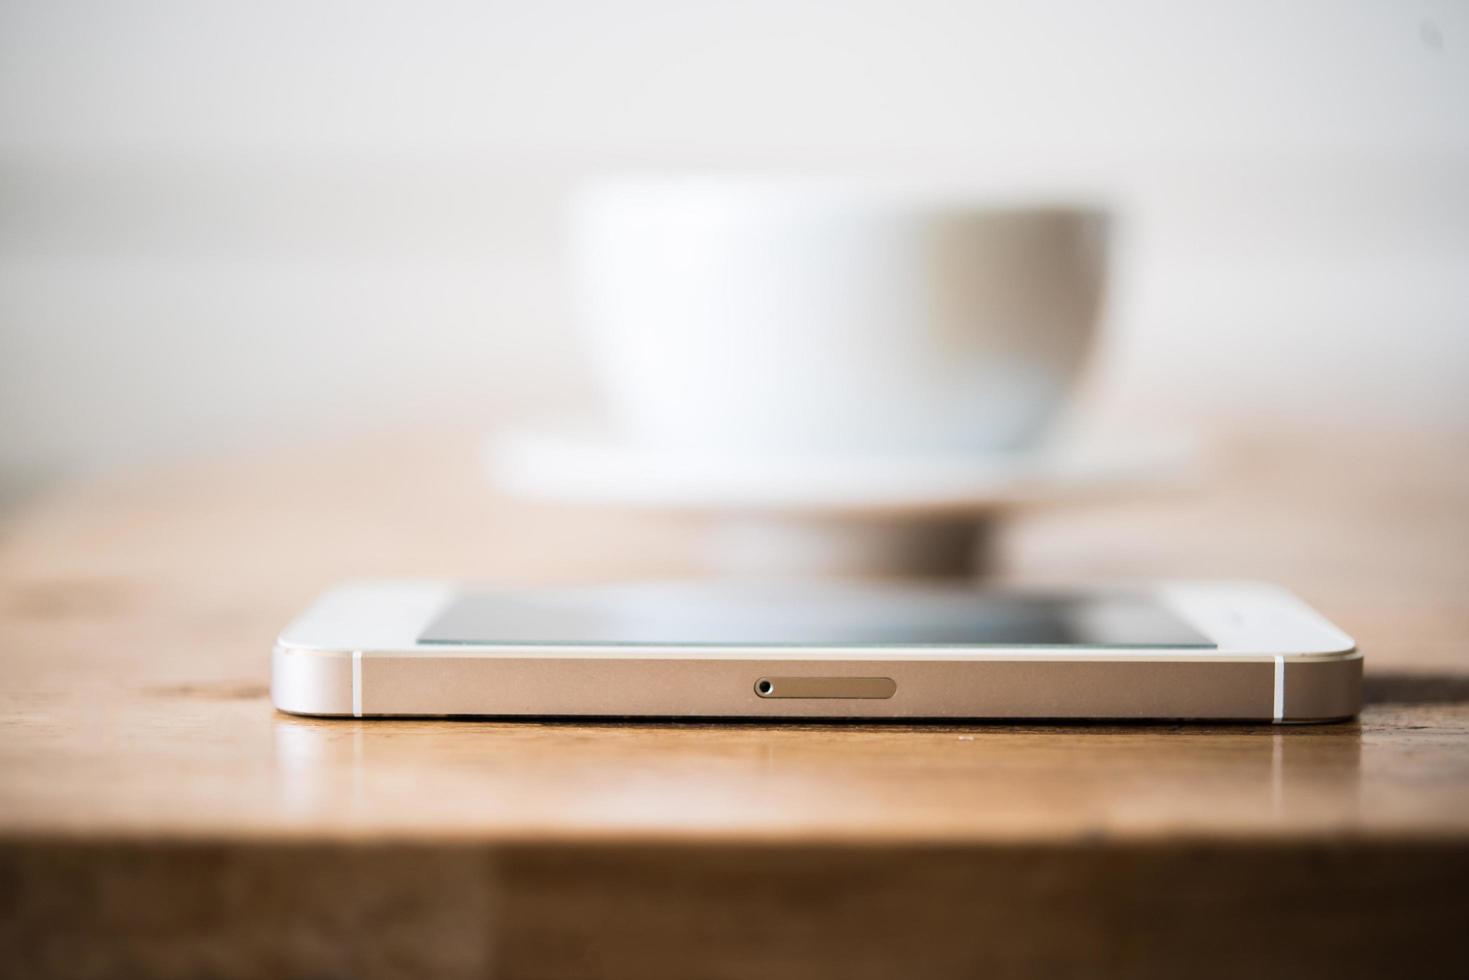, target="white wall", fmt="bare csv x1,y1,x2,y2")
3,0,1467,493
